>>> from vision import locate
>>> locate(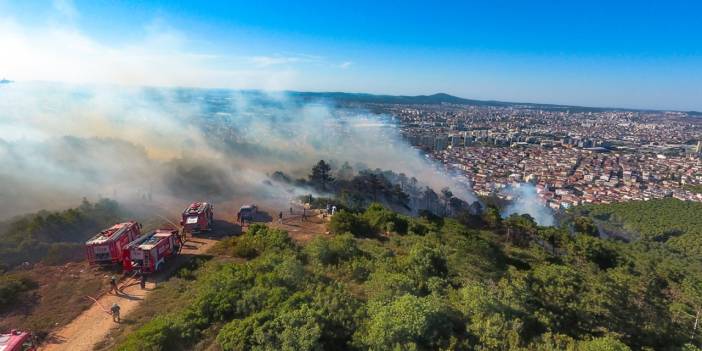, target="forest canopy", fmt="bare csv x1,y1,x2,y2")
115,197,702,350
